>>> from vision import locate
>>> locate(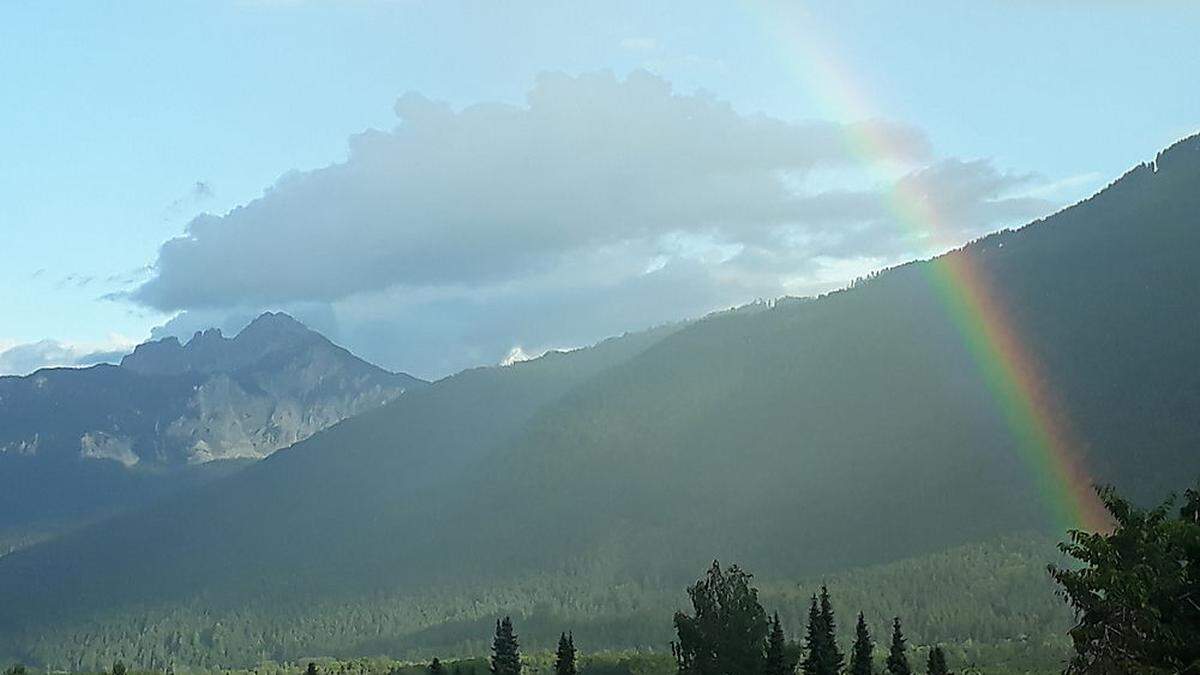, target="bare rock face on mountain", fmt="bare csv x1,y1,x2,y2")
116,312,423,464
0,312,424,535
122,312,325,377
